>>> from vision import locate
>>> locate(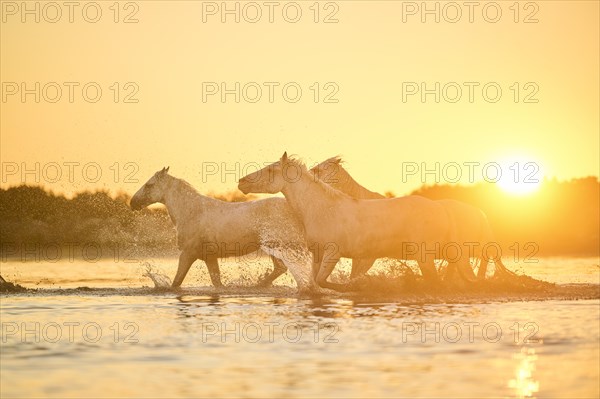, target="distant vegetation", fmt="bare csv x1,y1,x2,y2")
0,186,177,259
0,177,598,258
411,177,599,256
